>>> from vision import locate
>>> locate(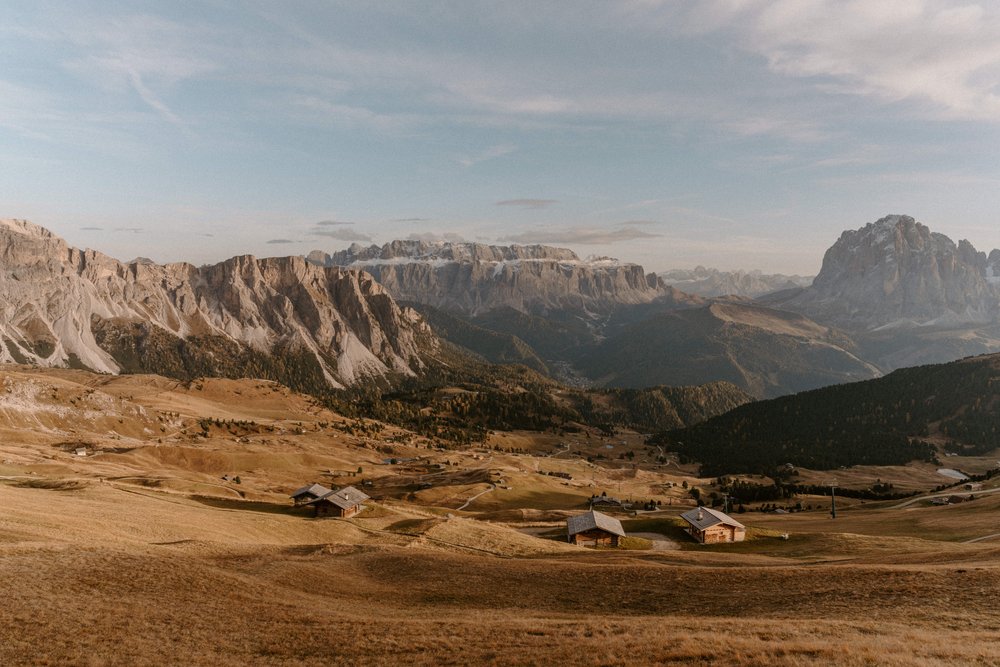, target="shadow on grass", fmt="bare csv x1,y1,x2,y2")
621,517,692,544
191,496,301,515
